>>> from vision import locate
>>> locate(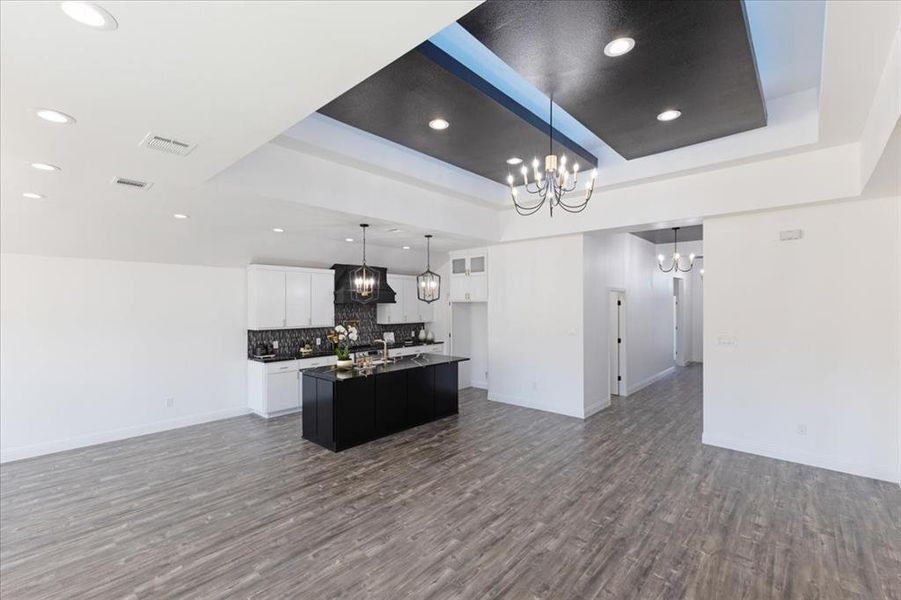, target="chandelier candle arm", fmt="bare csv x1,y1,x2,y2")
657,227,696,273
